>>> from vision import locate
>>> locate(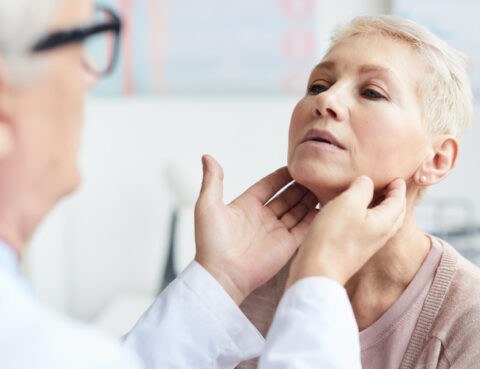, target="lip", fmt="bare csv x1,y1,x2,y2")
301,129,345,150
